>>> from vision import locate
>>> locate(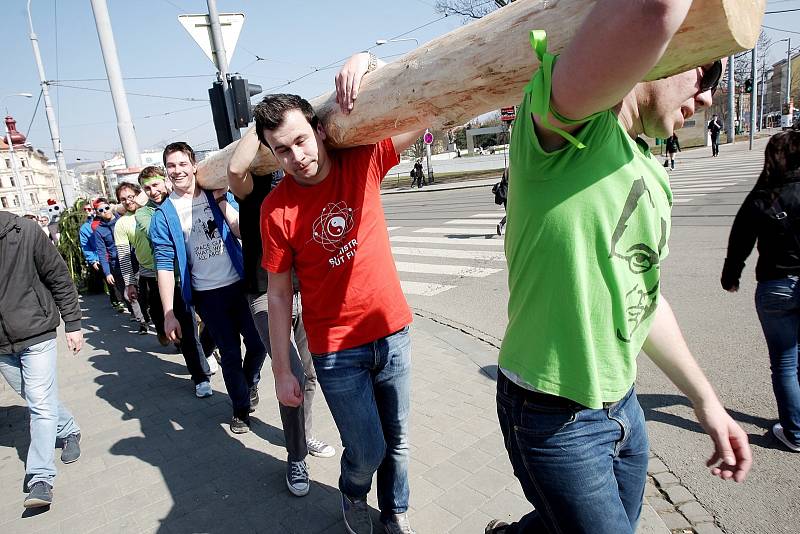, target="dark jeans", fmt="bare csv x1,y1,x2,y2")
111,263,146,324
313,326,412,520
755,276,800,445
193,281,266,416
496,372,649,534
173,288,213,385
140,276,165,338
248,292,316,461
711,134,720,156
